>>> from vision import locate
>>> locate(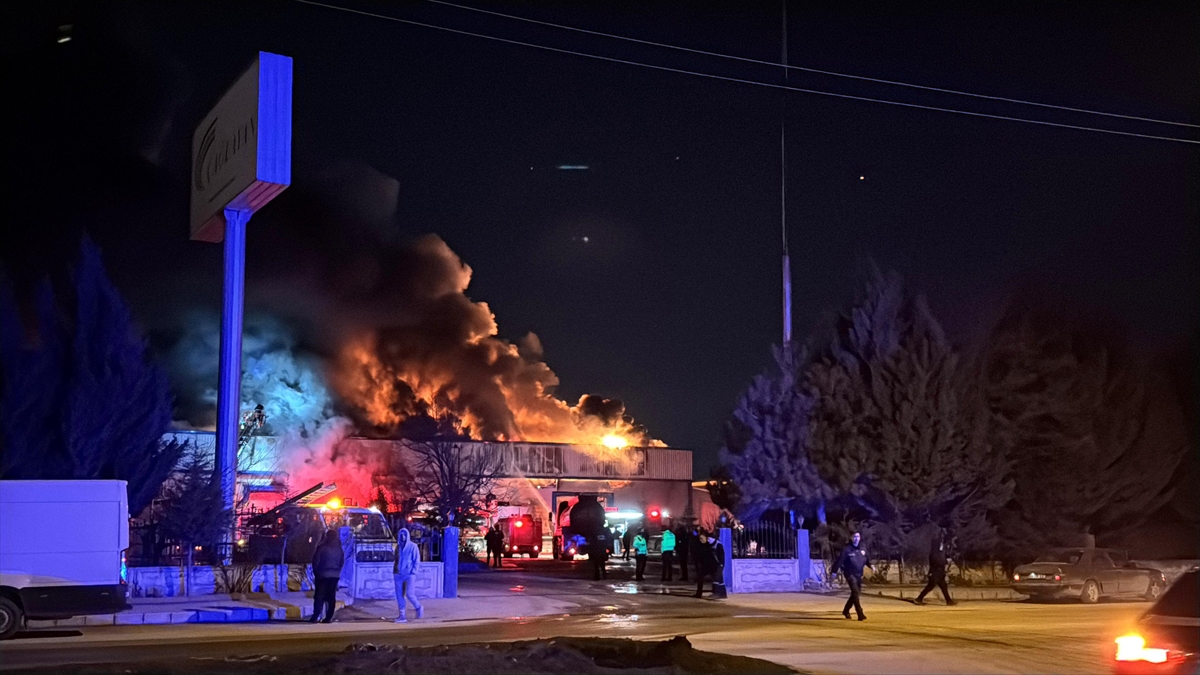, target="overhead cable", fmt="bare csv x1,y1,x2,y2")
294,0,1200,146
424,0,1199,130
